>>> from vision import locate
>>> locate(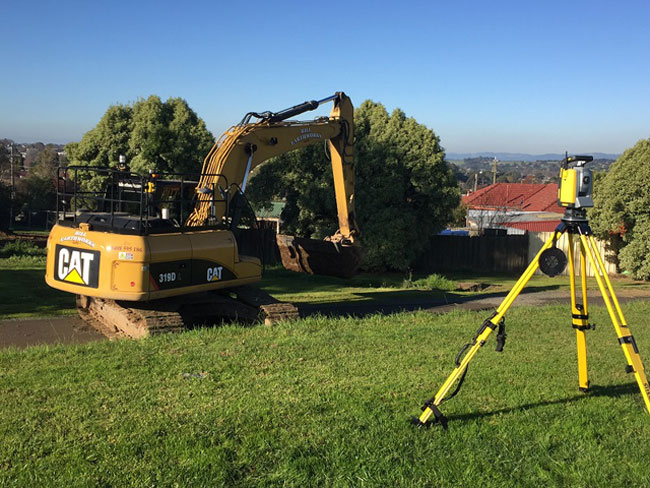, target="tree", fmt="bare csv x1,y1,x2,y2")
590,138,650,279
15,175,56,214
247,100,460,271
0,182,10,230
65,96,214,175
0,142,9,178
31,145,60,178
24,145,43,168
12,145,59,222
